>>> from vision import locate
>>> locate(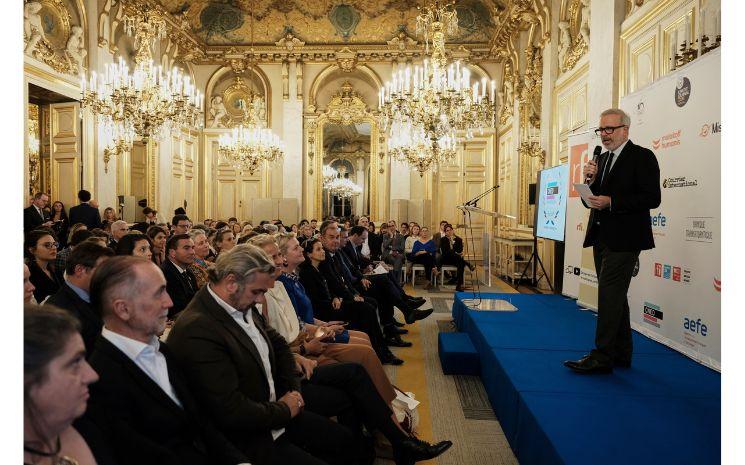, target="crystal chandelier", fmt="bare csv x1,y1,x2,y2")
387,118,457,175
379,0,496,174
327,176,363,199
99,116,135,173
80,4,203,147
322,164,338,187
217,96,284,175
